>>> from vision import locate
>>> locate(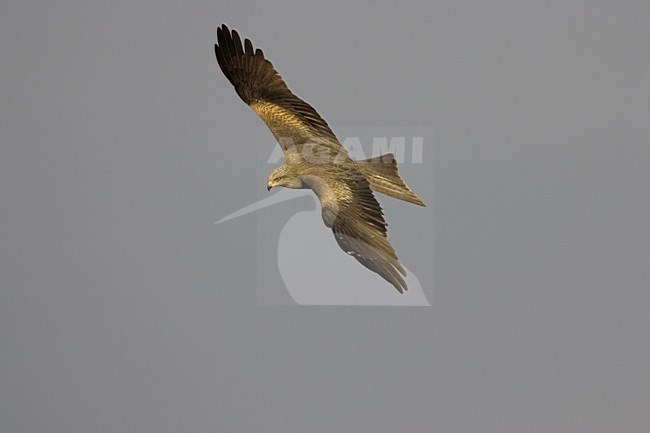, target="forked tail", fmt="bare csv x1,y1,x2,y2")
357,153,426,207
